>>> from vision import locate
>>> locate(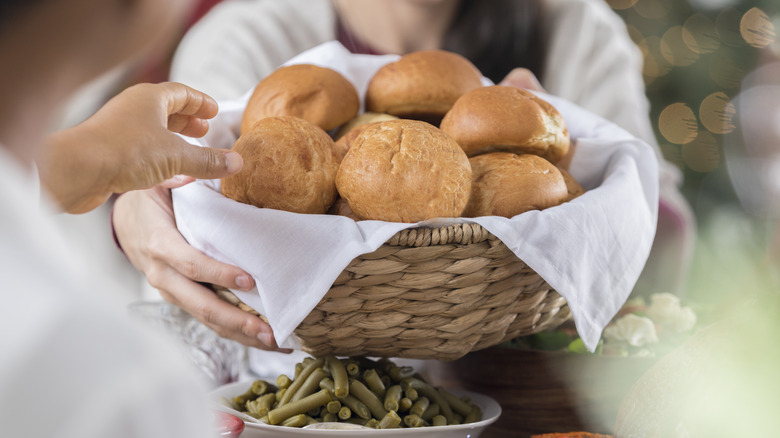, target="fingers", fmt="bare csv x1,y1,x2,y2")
146,226,255,292
168,113,210,138
156,274,290,352
160,82,219,121
499,68,546,92
170,144,244,181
